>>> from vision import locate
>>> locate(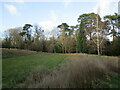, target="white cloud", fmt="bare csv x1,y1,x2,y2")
39,21,57,34
0,25,3,29
93,0,111,17
4,4,20,16
50,10,58,22
38,10,58,37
